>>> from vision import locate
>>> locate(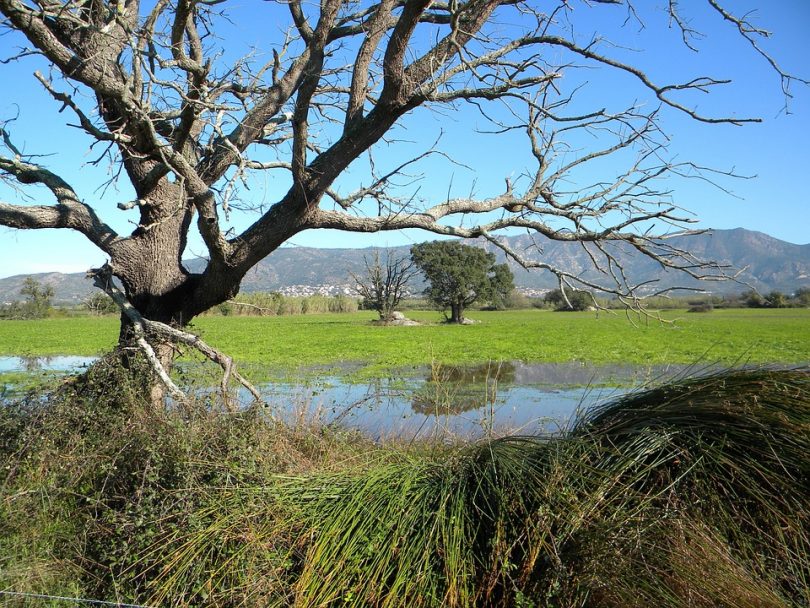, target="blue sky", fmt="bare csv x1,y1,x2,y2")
0,0,808,279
